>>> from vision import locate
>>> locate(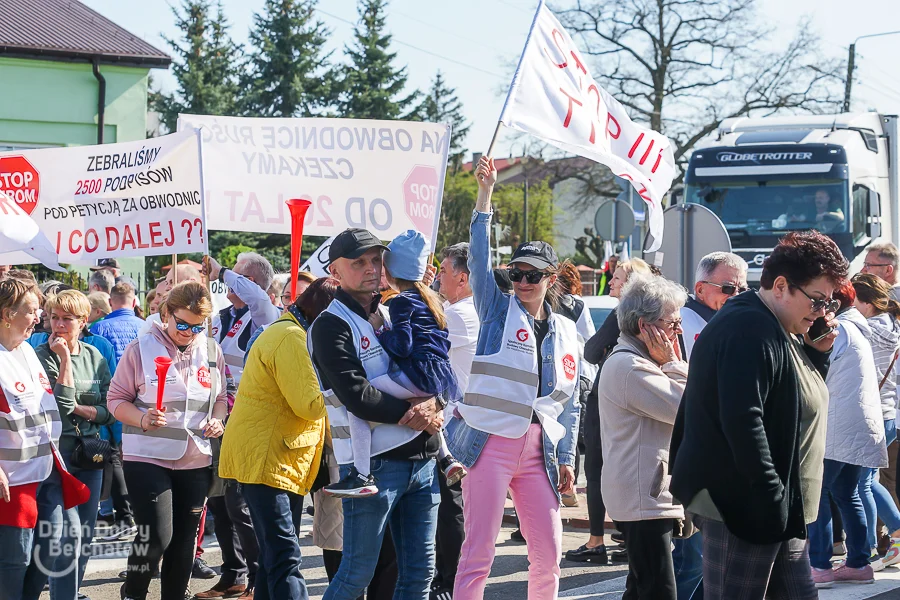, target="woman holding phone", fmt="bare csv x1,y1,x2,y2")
448,156,581,600
108,282,228,600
